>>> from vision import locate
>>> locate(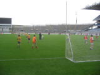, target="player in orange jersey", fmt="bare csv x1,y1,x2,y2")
90,35,94,50
32,35,38,49
84,35,88,44
96,33,99,40
27,34,31,43
17,35,21,48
